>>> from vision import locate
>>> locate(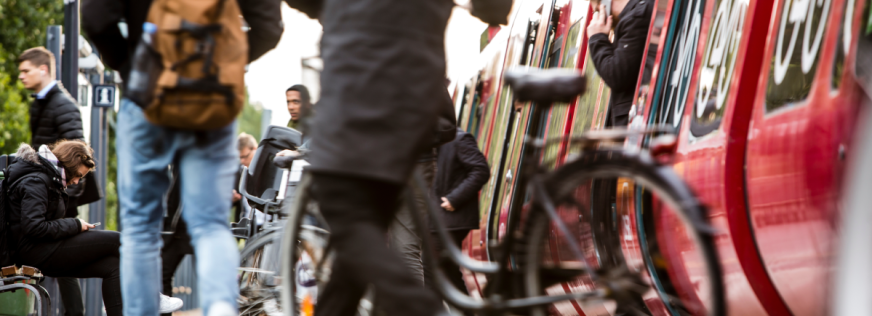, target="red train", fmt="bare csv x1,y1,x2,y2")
452,0,870,315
